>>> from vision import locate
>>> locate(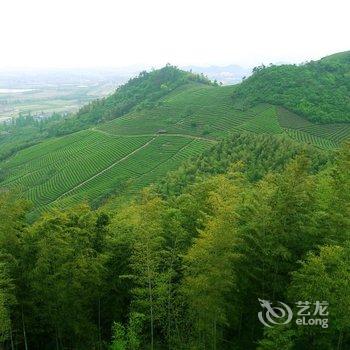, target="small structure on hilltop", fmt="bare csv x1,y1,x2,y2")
157,129,167,134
